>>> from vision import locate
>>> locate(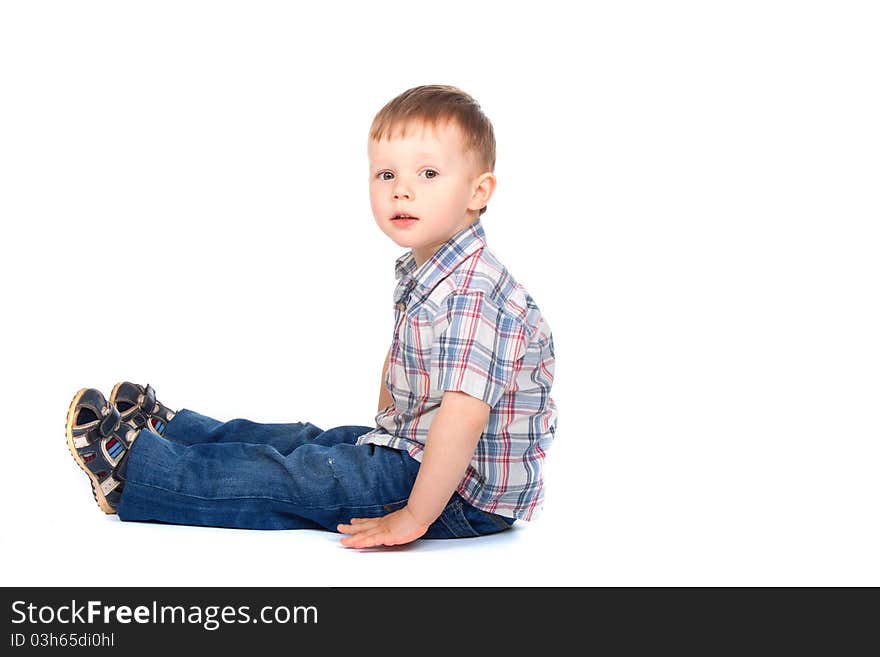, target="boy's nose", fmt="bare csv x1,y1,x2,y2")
392,179,412,199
